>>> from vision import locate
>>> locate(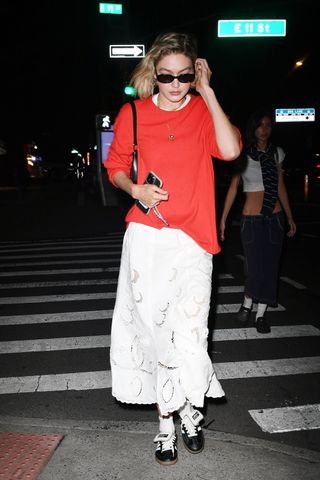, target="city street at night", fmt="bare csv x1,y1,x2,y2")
1,0,319,478
0,175,320,478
